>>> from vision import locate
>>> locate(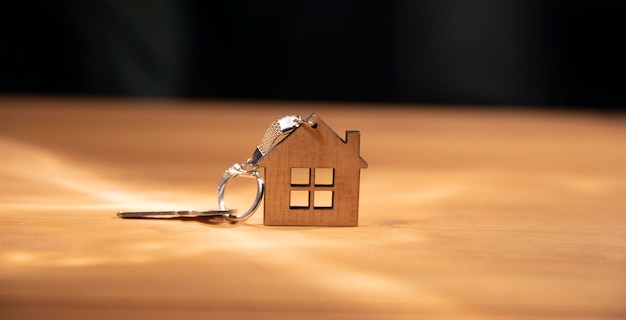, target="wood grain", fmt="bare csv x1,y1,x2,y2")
0,97,625,319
